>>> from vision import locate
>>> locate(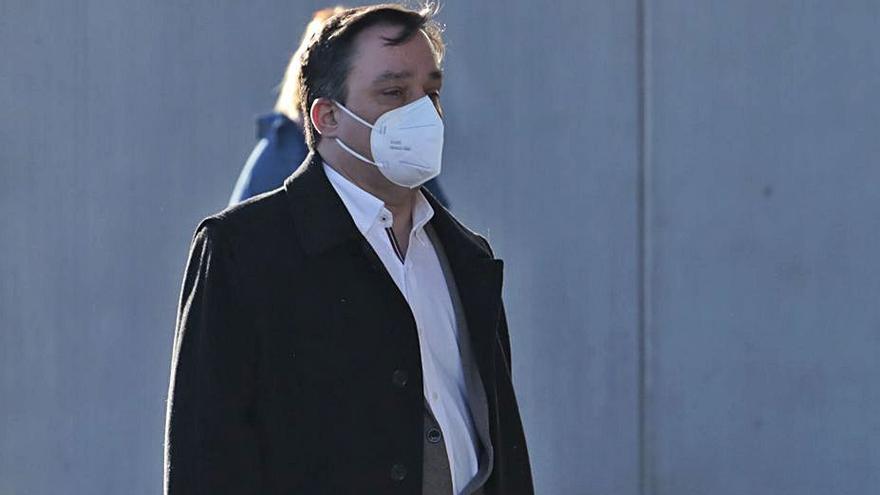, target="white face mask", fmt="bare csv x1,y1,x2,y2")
332,95,444,189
